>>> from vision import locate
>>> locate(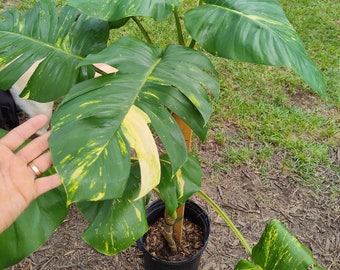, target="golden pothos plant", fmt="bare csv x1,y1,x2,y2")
0,0,325,269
